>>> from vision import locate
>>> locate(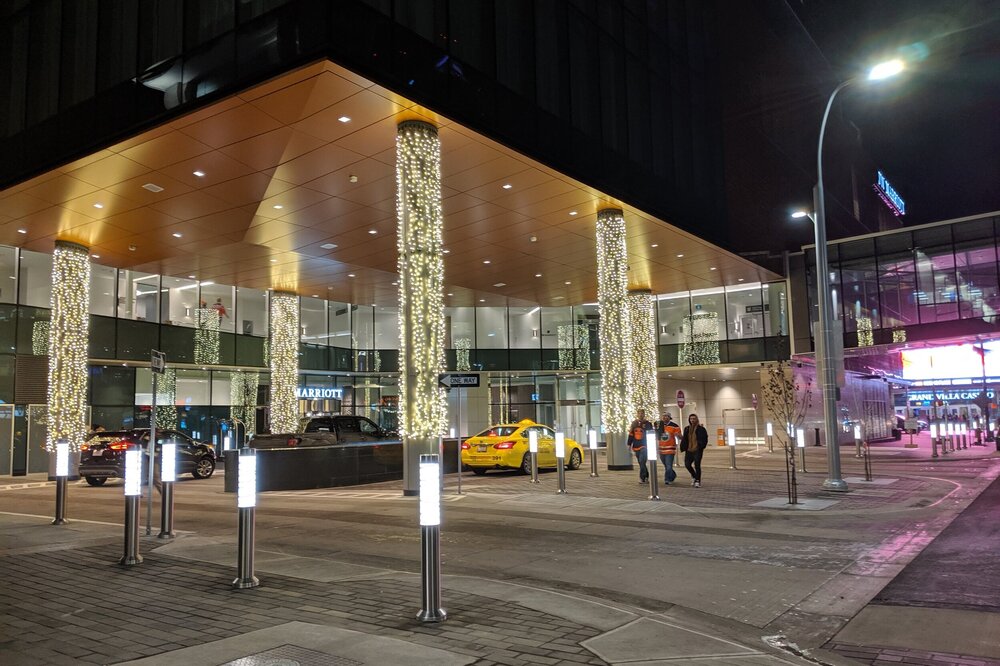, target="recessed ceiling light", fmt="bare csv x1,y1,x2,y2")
93,203,104,209
447,292,453,296
348,273,356,278
534,273,542,278
312,294,319,298
502,183,512,190
142,183,164,193
192,170,205,177
338,116,351,123
320,243,338,250
391,281,398,286
564,281,571,285
483,260,491,264
17,229,27,234
553,296,565,300
738,278,745,282
569,211,578,216
92,255,101,259
368,229,377,235
493,282,506,287
443,249,451,254
273,204,283,210
676,253,684,258
172,232,182,238
270,259,278,263
651,243,658,248
479,299,486,302
709,267,717,271
188,275,196,279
